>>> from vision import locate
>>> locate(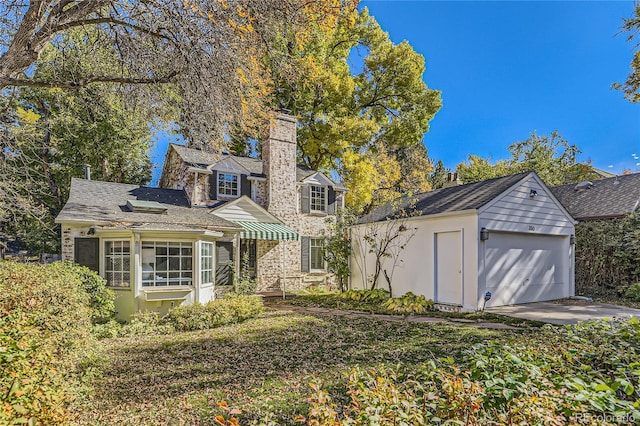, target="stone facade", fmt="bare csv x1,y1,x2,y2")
160,112,341,292
61,225,93,260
